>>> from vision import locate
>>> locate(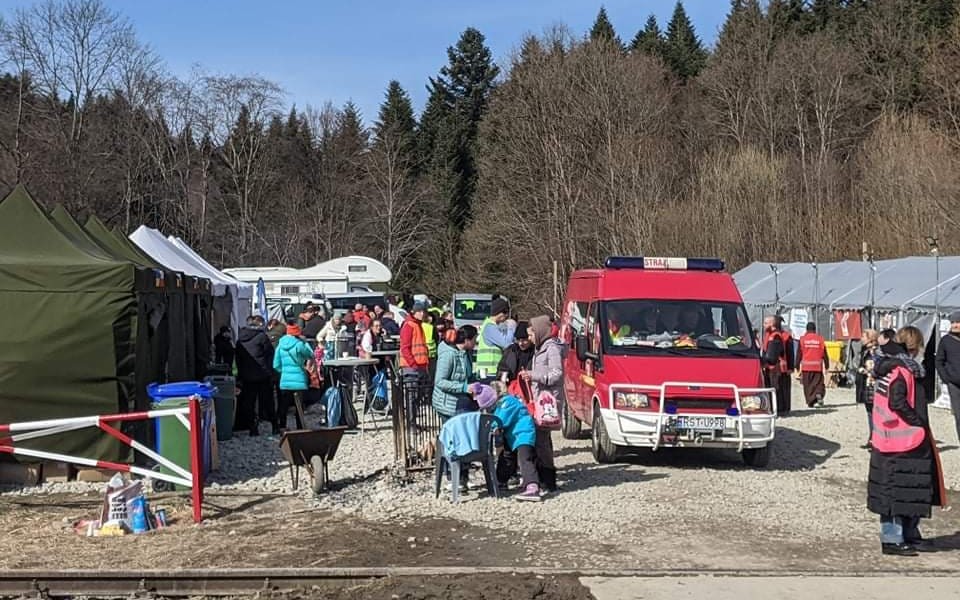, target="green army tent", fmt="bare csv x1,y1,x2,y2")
82,215,193,383
49,206,169,418
0,187,139,461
